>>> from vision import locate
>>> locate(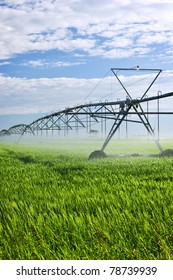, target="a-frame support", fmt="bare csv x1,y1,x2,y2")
100,67,163,153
